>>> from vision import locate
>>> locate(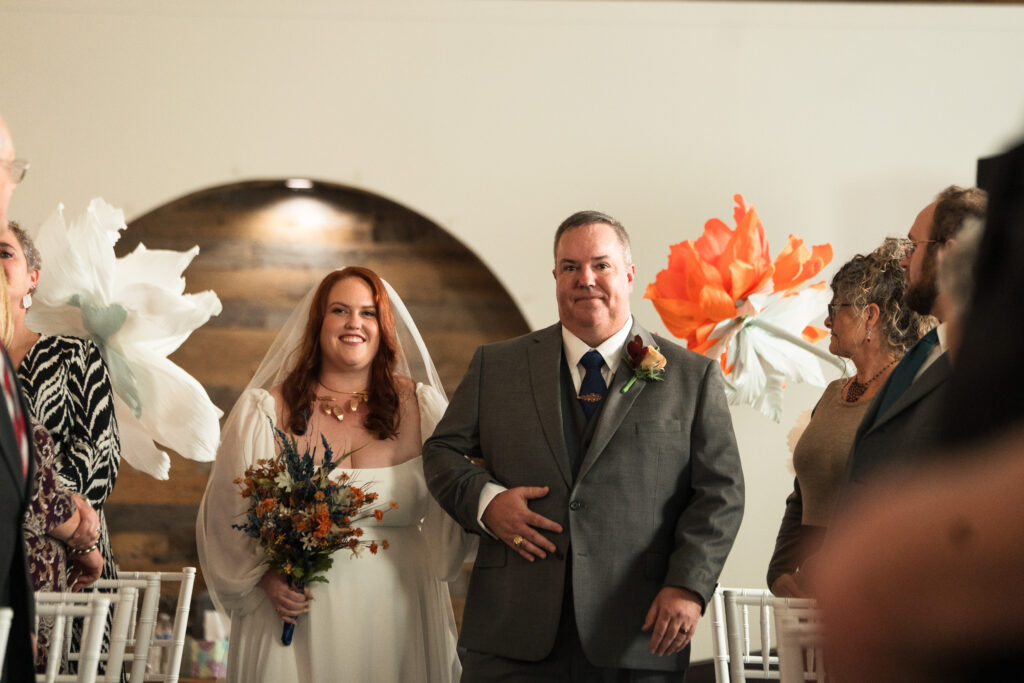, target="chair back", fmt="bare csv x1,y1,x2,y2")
35,591,128,683
775,605,826,683
88,575,162,681
113,568,196,682
0,606,13,673
712,587,818,682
